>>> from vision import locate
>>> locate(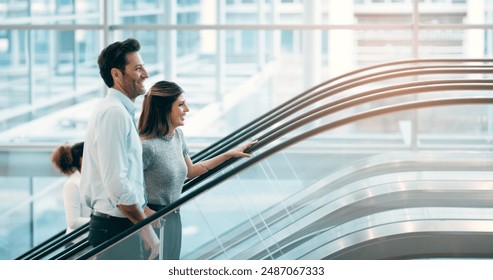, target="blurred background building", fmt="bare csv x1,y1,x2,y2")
0,0,492,259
